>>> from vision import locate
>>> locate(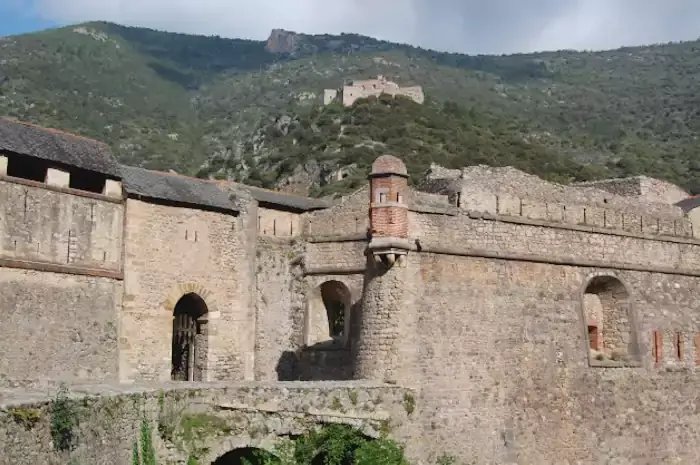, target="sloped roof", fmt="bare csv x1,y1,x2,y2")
0,118,121,177
676,196,700,212
244,185,331,211
120,166,238,213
